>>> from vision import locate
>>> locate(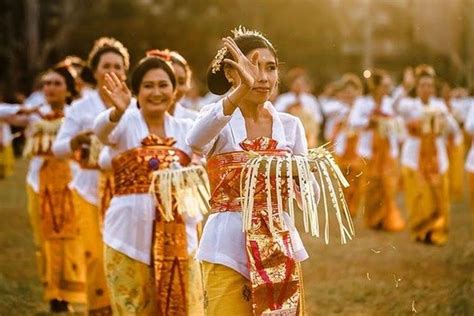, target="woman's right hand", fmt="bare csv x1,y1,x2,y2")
102,72,131,117
222,37,259,90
